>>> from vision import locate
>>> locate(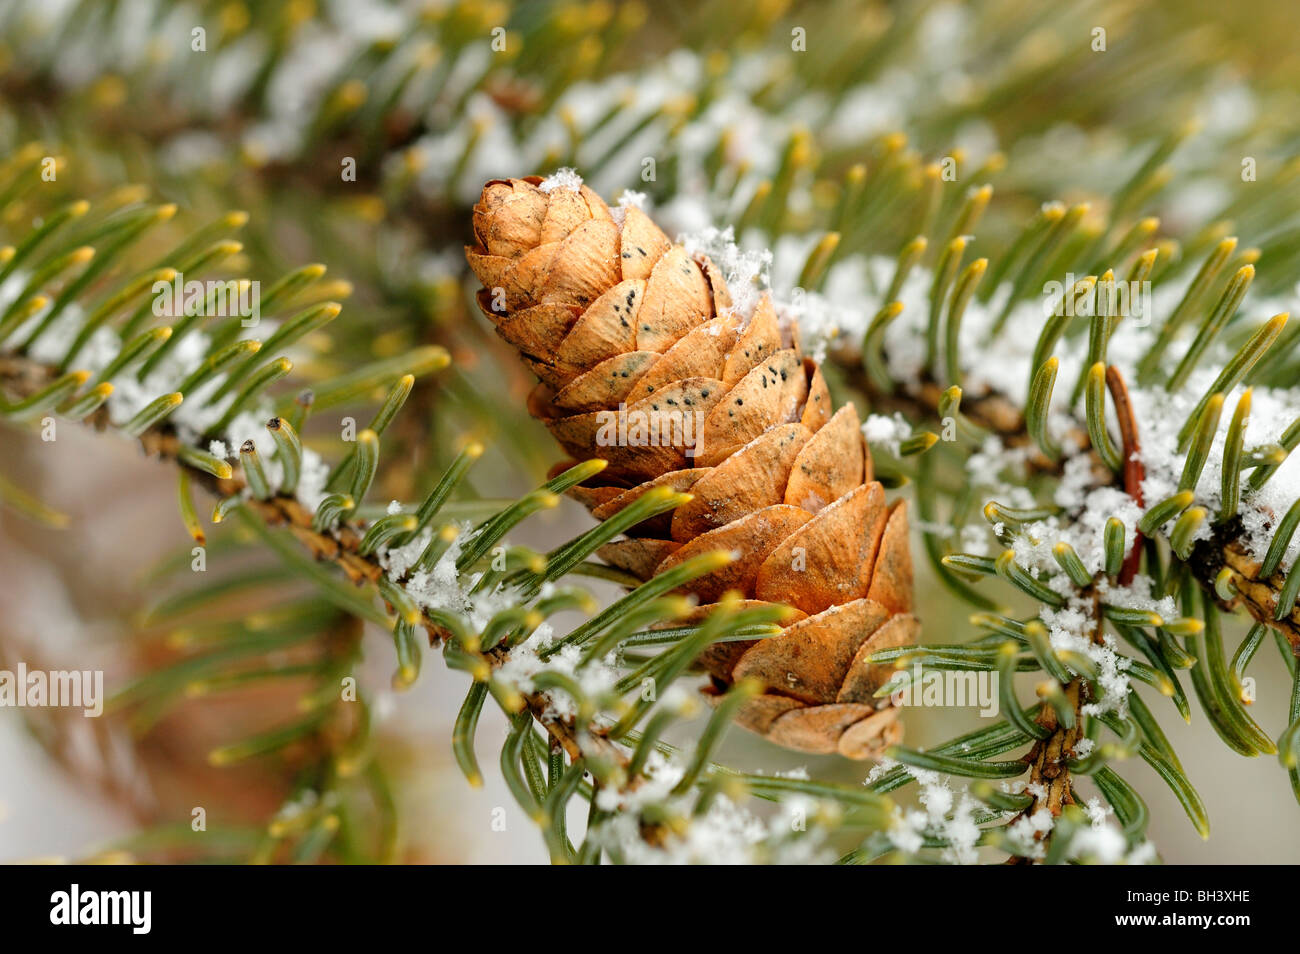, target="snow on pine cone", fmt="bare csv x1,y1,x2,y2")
466,174,915,759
